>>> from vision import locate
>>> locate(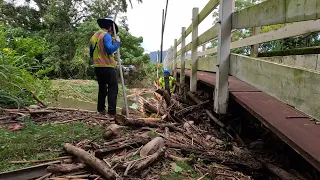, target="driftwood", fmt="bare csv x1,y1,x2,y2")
63,143,117,180
133,147,166,174
47,163,86,173
155,89,171,107
263,163,300,180
187,92,225,128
